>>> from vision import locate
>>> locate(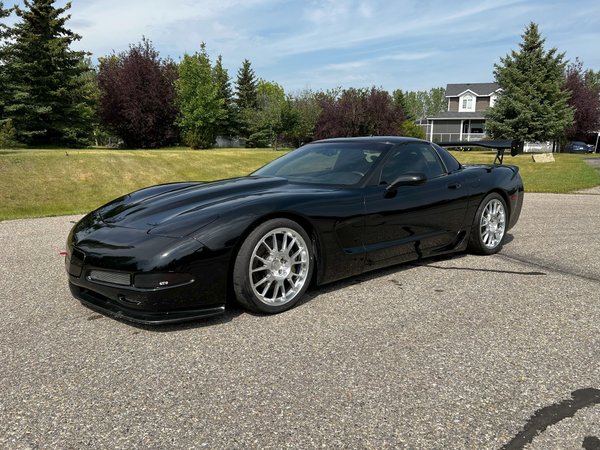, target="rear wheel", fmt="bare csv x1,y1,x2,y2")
468,193,507,255
233,218,313,314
